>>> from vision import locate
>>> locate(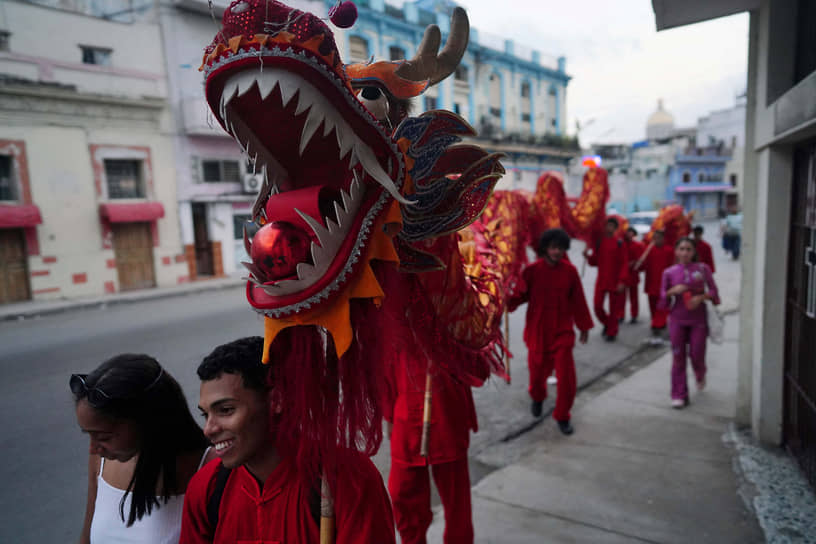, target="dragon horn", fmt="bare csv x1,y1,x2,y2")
395,7,469,86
